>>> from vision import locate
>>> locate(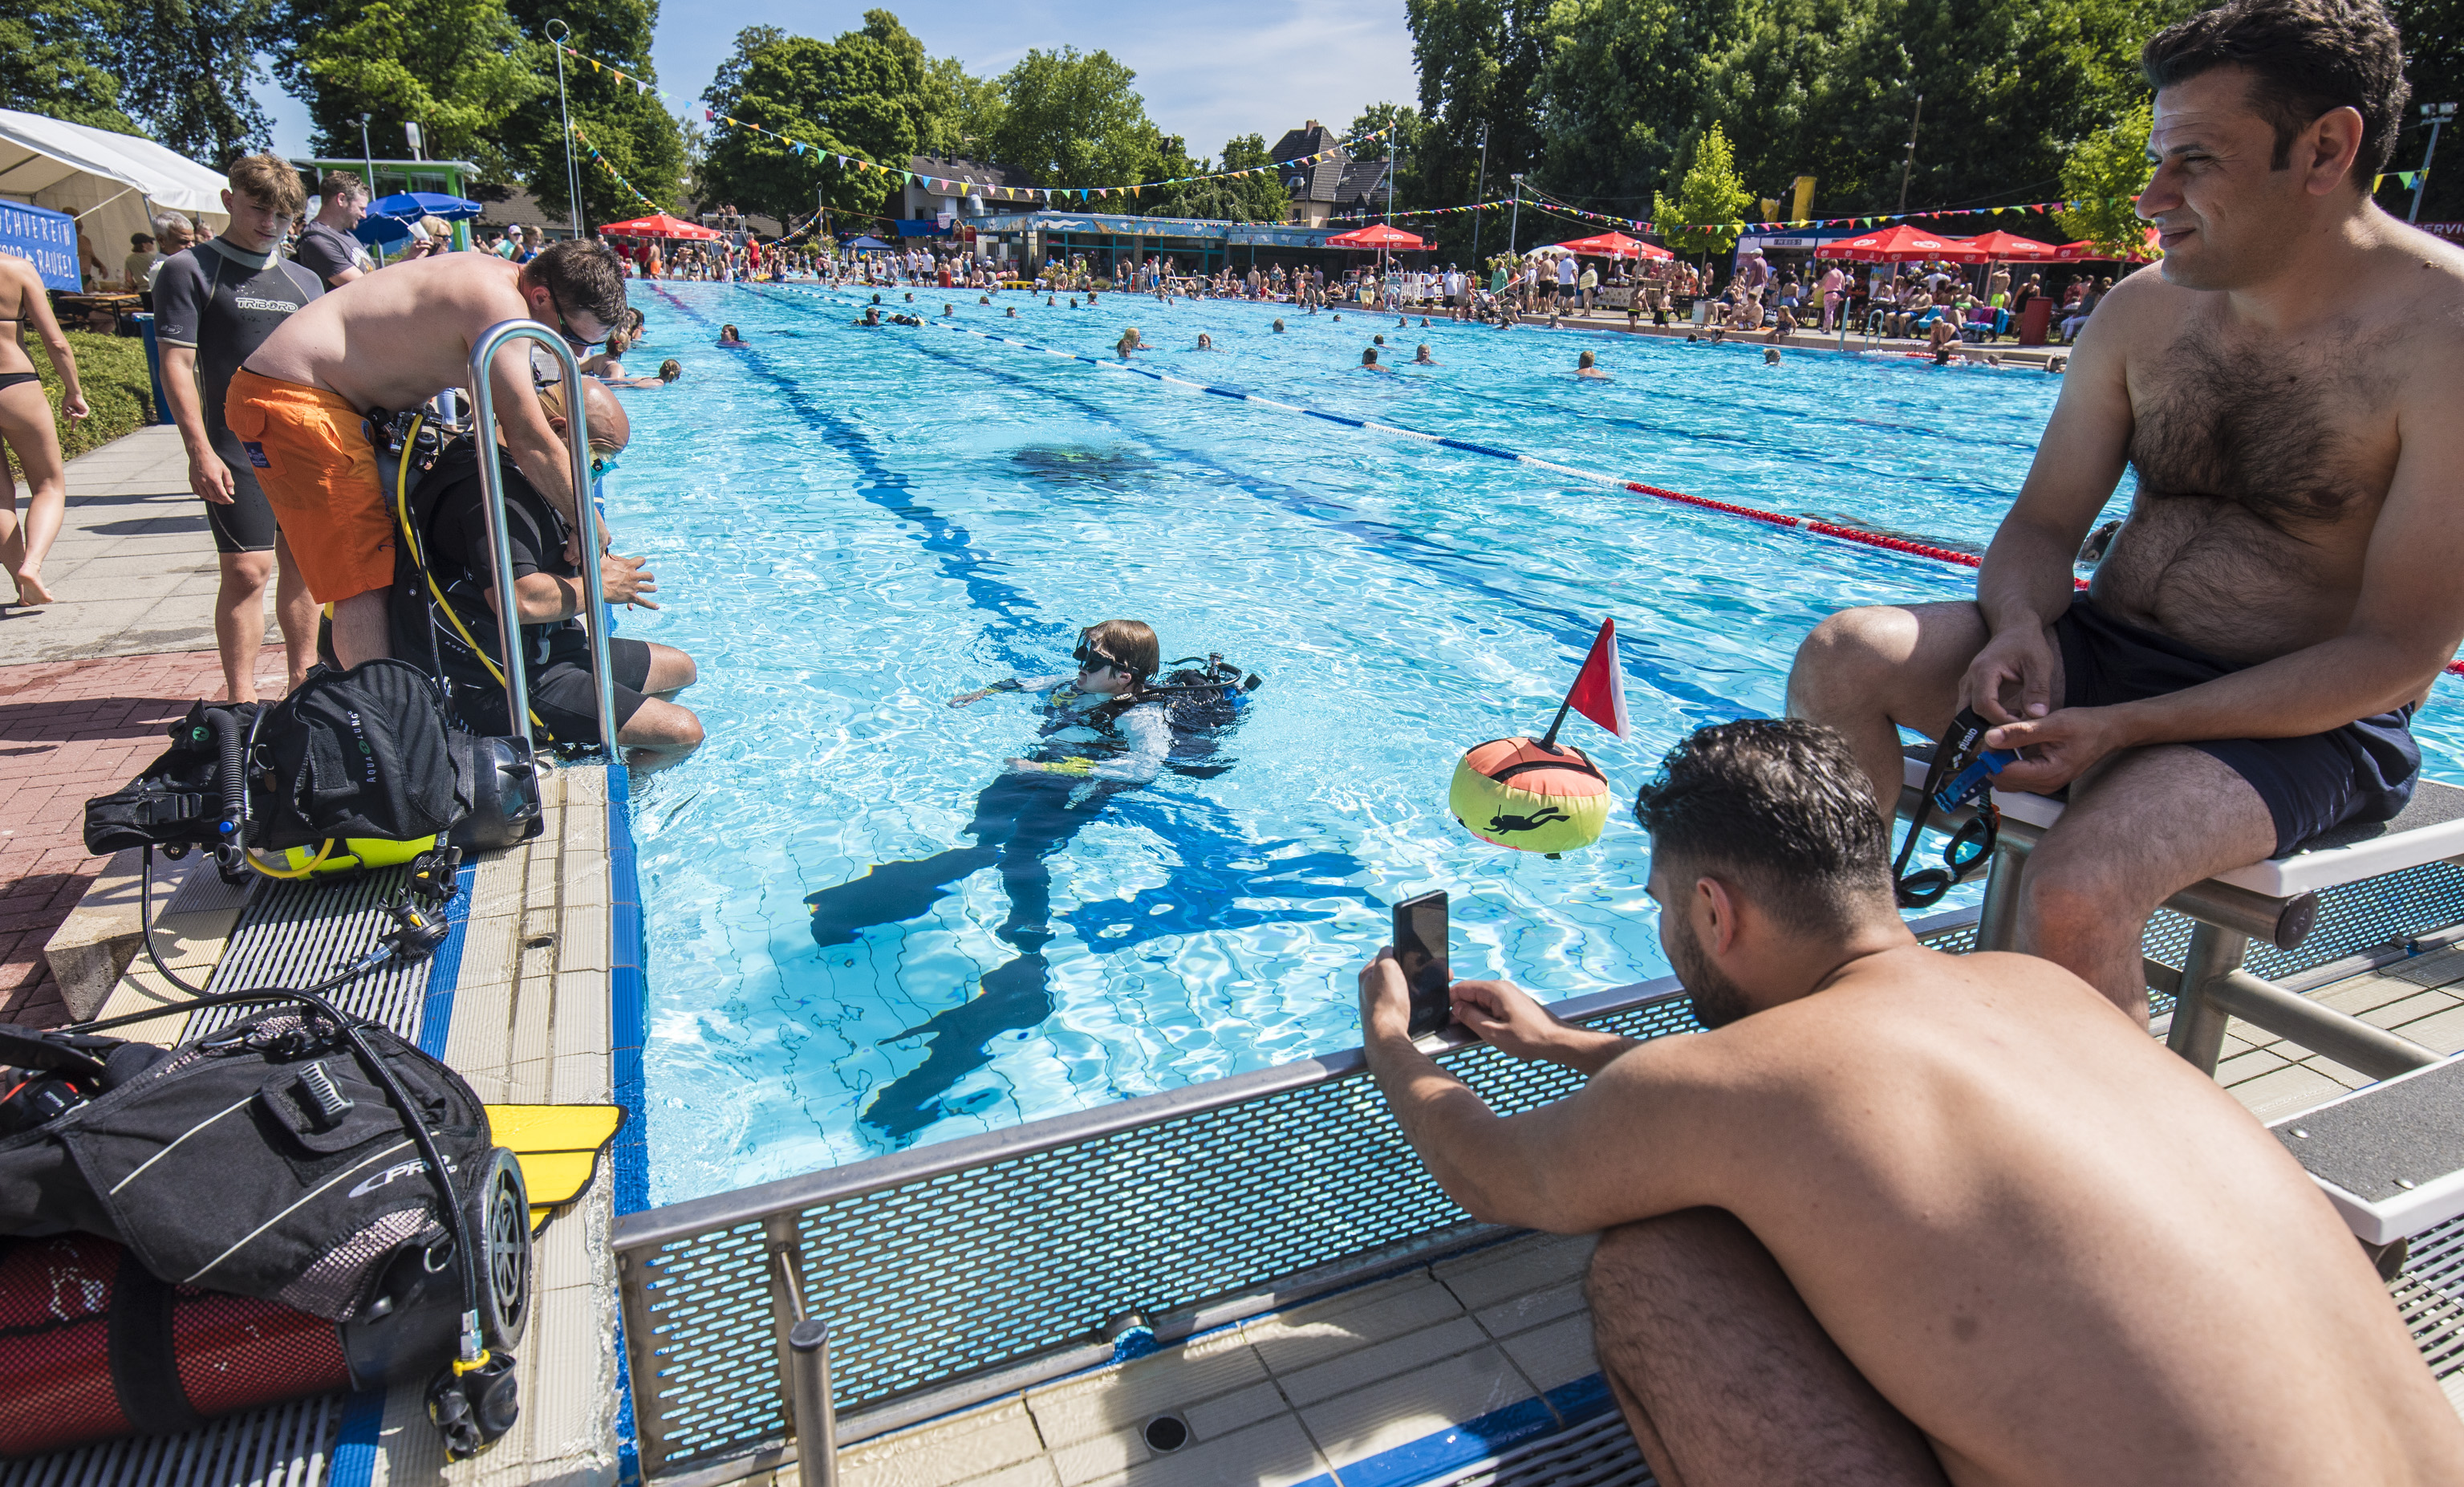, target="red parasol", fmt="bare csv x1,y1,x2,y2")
1551,231,1674,260
1959,230,2059,259
1831,223,1989,262
1325,222,1426,250
597,213,724,240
